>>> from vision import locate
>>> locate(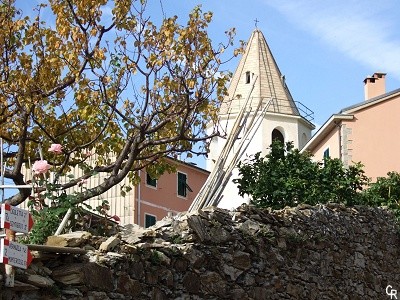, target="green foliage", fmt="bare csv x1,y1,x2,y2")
150,250,161,265
257,225,275,243
25,185,77,244
234,141,369,209
170,234,184,244
362,171,400,218
319,159,368,206
25,179,114,244
285,231,308,244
